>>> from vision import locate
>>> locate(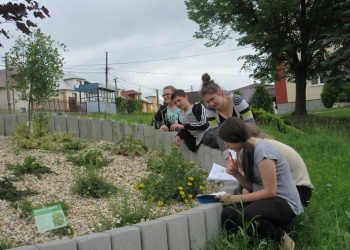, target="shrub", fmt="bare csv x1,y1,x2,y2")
63,140,87,150
116,135,148,157
68,150,109,168
96,188,158,231
249,84,274,113
0,177,37,202
71,168,118,198
321,79,350,108
5,155,55,179
136,147,207,205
